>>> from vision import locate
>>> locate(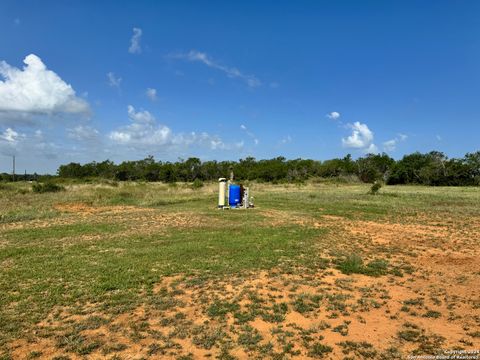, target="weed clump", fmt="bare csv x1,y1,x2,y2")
32,182,65,193
338,341,377,358
338,254,388,277
368,181,382,195
308,342,333,358
423,310,441,318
